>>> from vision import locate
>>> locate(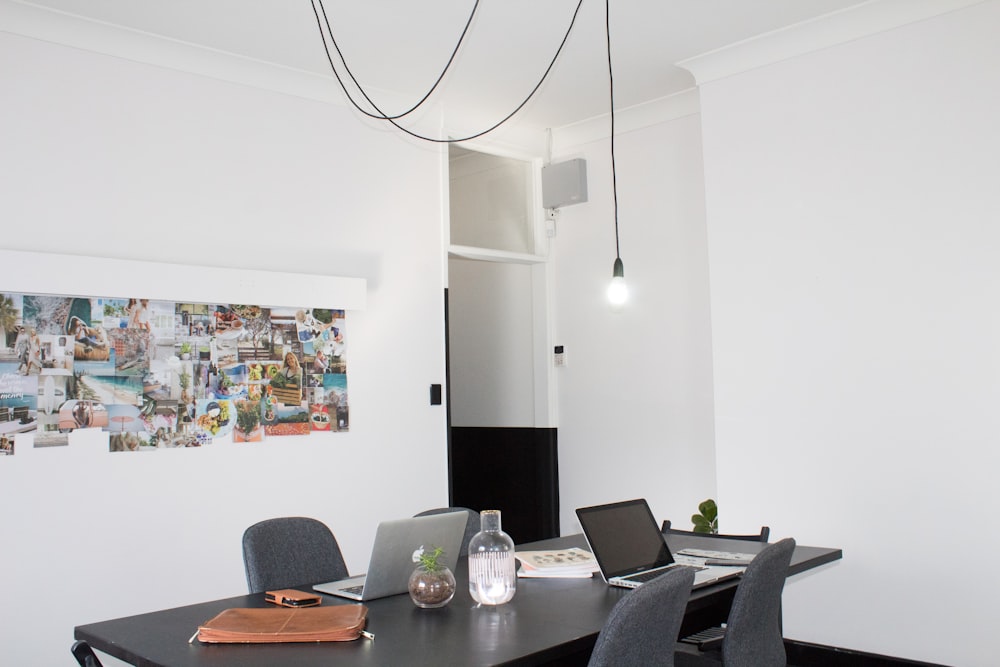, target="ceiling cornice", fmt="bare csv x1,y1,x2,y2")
2,0,552,153
677,0,988,86
7,0,986,155
549,0,988,151
550,89,700,154
0,0,343,103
